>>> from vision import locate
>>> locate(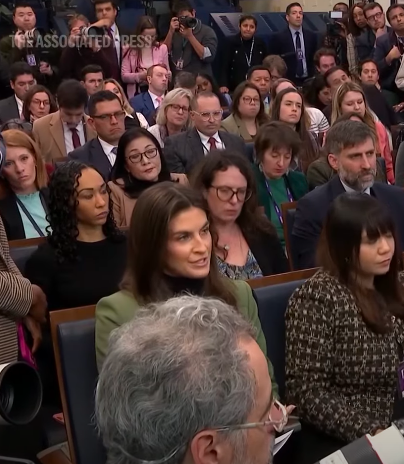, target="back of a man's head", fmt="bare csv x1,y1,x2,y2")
96,296,258,464
325,120,375,156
